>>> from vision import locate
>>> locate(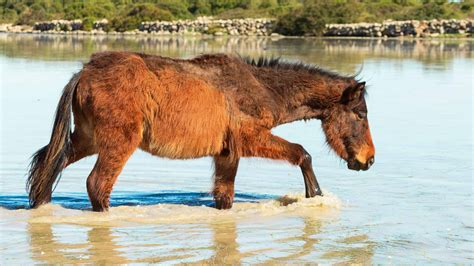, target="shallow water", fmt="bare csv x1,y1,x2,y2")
0,34,472,264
